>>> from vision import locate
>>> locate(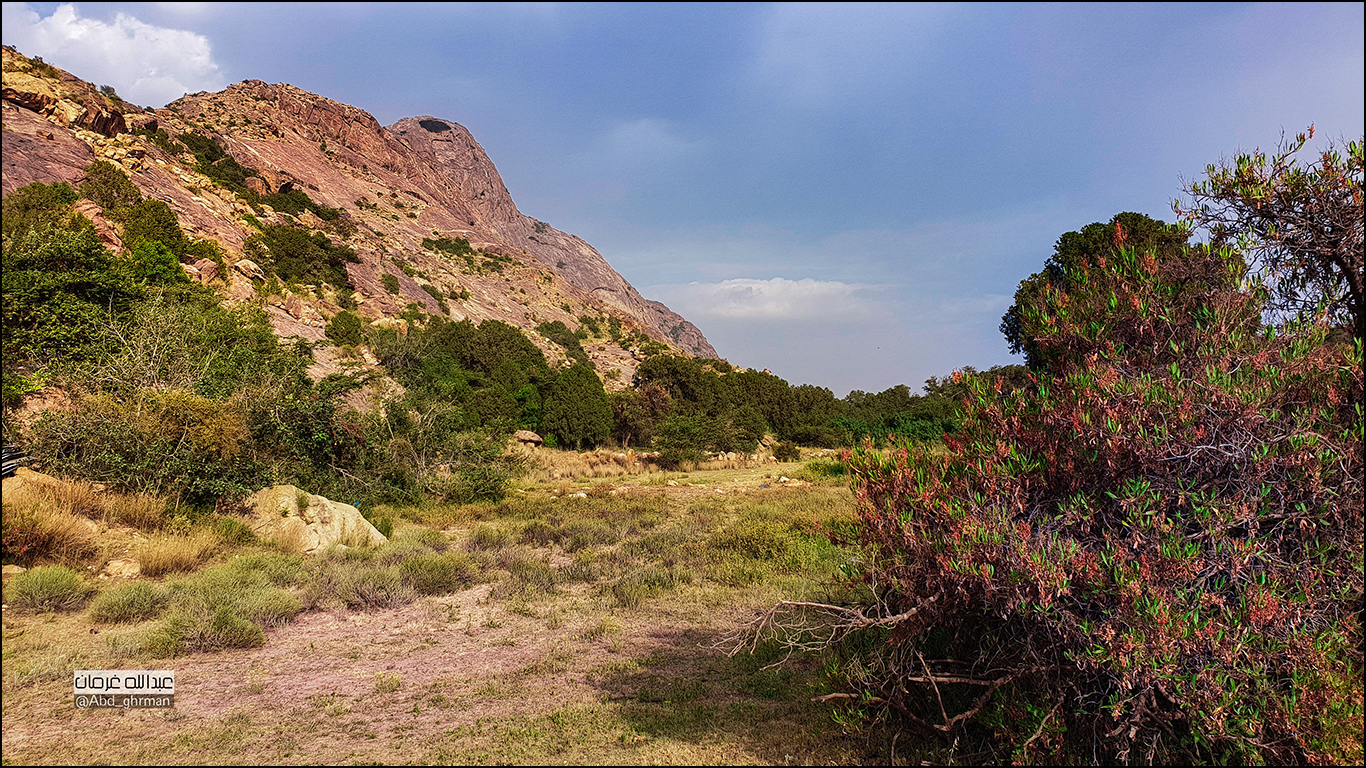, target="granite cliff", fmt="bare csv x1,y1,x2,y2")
0,47,717,390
